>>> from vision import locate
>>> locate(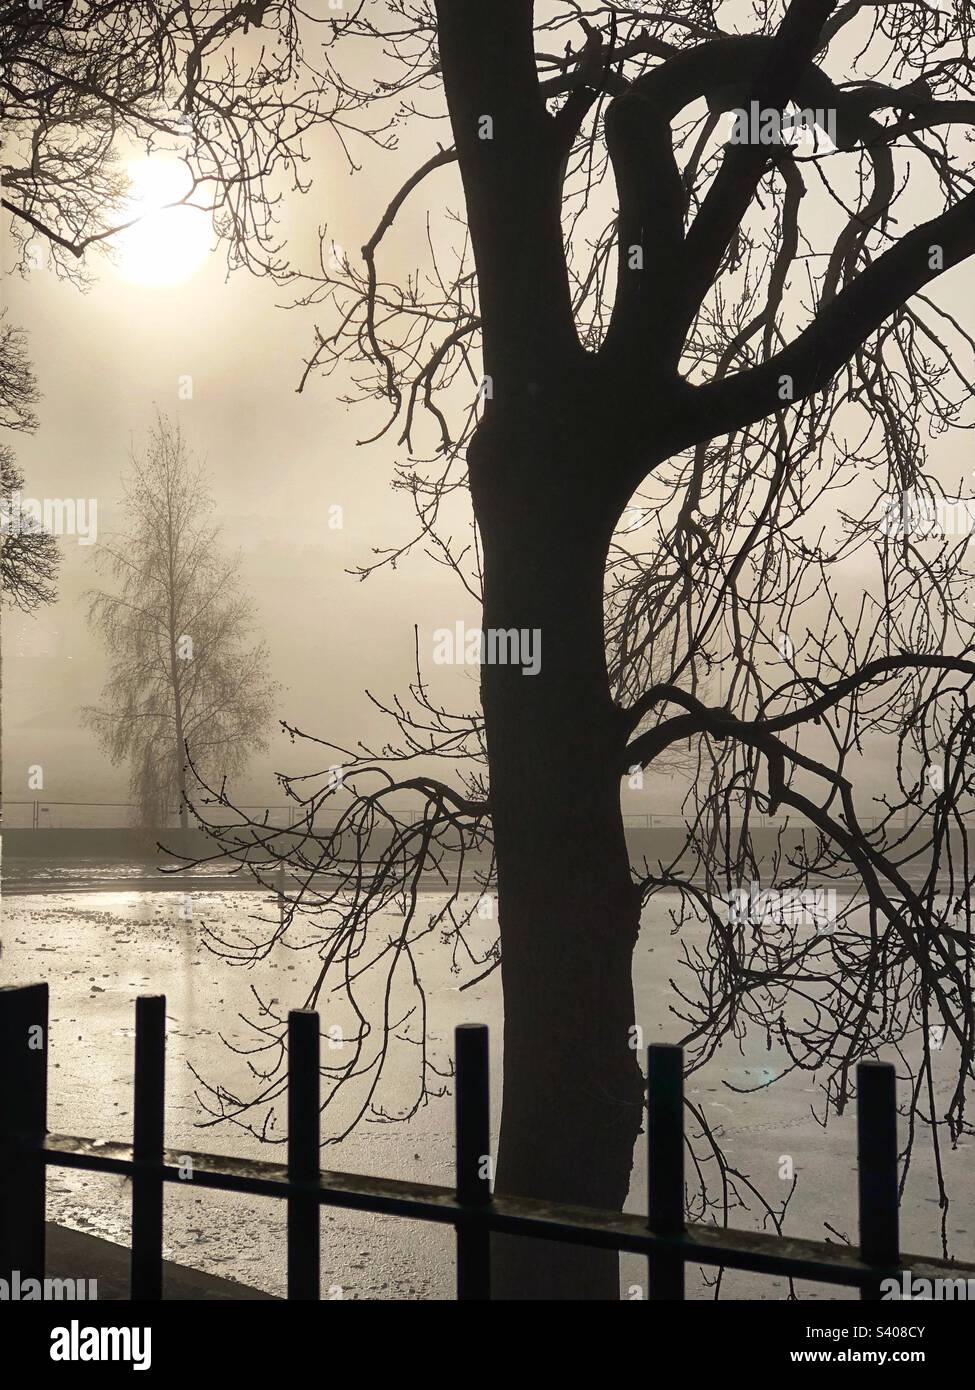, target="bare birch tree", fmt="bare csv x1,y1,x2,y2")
84,415,277,828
